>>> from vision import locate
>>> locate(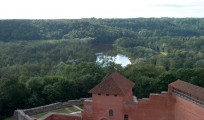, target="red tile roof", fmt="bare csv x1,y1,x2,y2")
169,80,204,101
89,72,135,96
